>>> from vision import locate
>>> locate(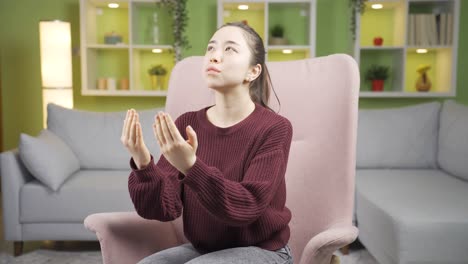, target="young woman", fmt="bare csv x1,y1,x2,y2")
121,22,294,264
